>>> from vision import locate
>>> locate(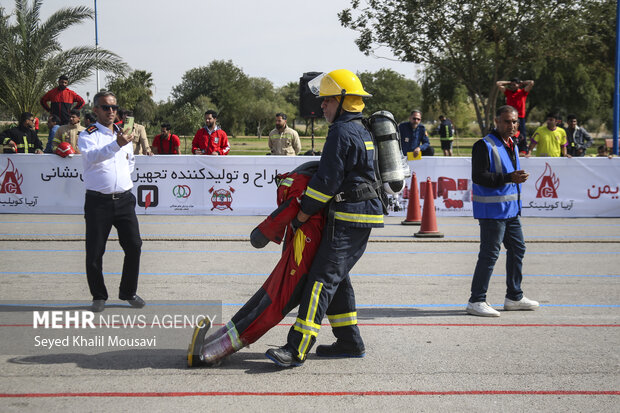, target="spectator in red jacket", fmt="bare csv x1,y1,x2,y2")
152,123,181,154
40,75,85,125
496,77,534,154
192,110,230,155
